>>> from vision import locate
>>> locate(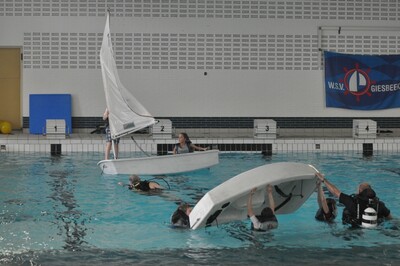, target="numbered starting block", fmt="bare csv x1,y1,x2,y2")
254,119,277,139
151,119,172,139
46,119,66,139
353,119,377,139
